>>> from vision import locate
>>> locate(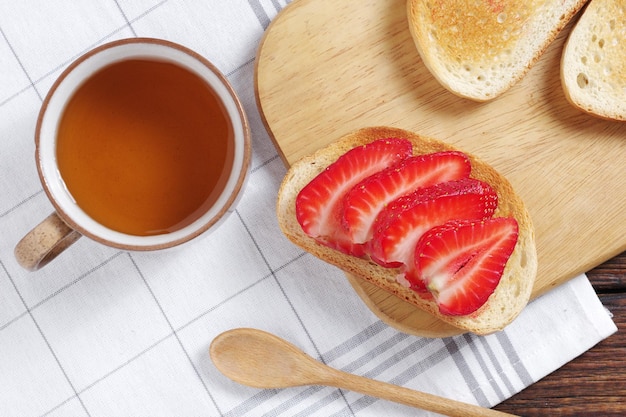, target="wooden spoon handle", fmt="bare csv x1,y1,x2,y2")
323,367,518,417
